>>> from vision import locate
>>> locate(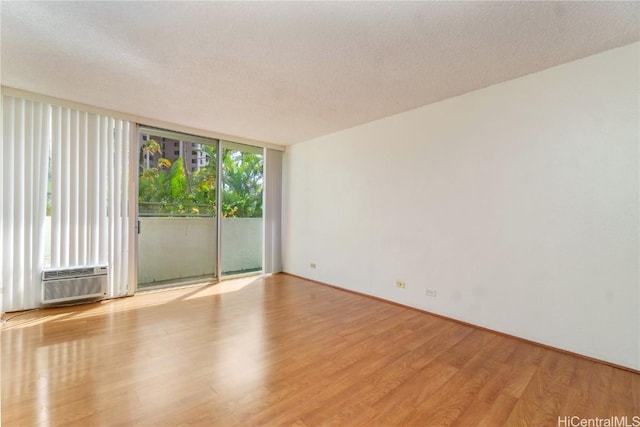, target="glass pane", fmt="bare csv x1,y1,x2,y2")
137,131,218,289
221,142,263,276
